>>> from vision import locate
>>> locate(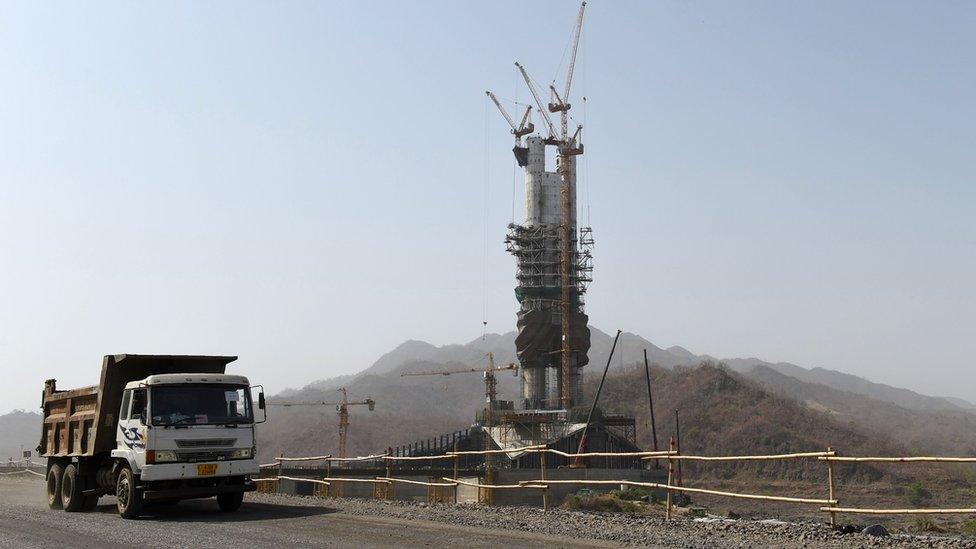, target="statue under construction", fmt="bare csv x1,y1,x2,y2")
487,2,592,411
